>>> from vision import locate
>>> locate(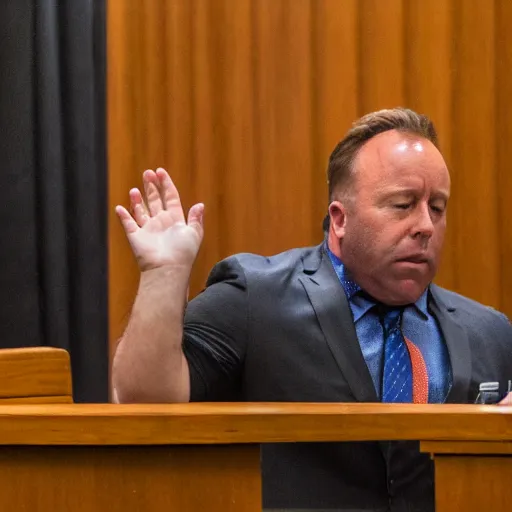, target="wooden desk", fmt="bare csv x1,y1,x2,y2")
0,403,509,511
